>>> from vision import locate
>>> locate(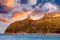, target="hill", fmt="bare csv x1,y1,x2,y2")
5,12,60,34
